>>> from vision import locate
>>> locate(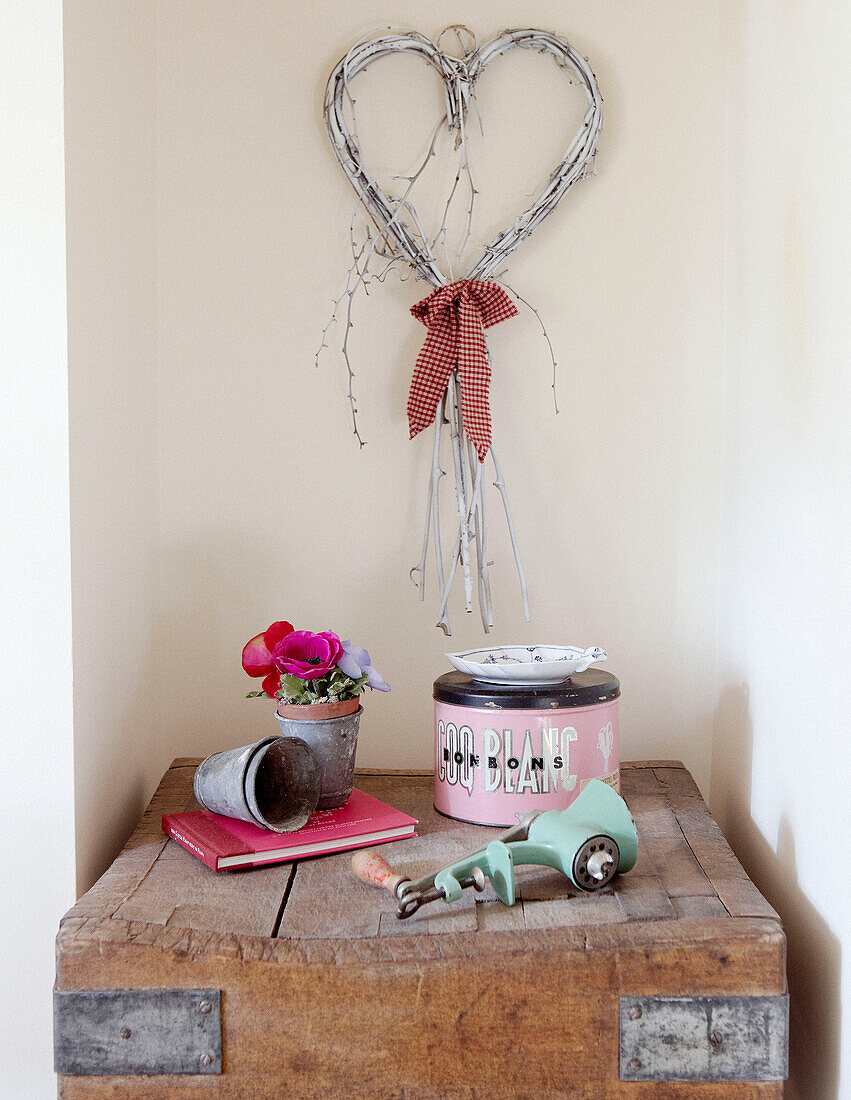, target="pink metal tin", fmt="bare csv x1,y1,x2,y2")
433,669,620,826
